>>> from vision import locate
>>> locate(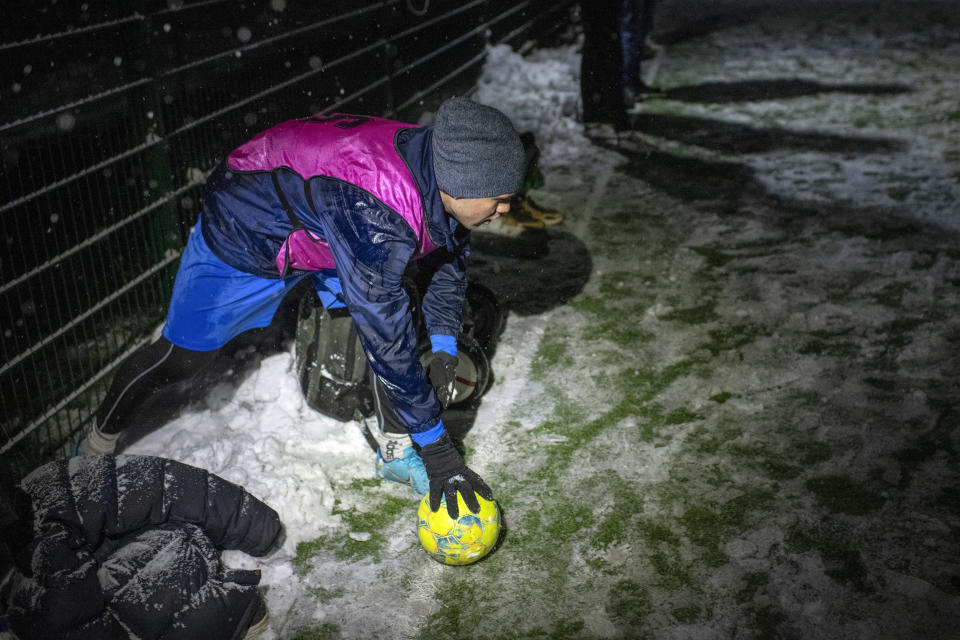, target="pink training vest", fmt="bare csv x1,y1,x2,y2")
227,114,437,274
